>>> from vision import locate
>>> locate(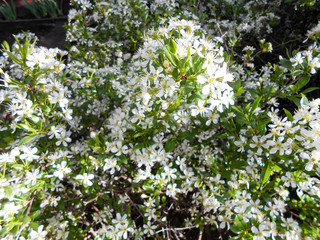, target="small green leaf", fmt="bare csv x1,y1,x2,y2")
295,75,310,90
234,215,248,231
287,96,301,107
248,89,260,99
29,222,39,231
31,210,41,220
38,104,51,114
301,87,320,94
229,160,248,170
271,161,282,171
168,39,177,53
250,96,262,119
19,134,38,146
20,215,31,224
165,138,176,152
260,161,271,186
280,59,292,70
5,186,13,198
234,86,245,97
200,171,211,177
93,146,103,153
300,94,309,106
283,108,294,122
4,50,22,65
164,48,177,67
184,78,196,94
